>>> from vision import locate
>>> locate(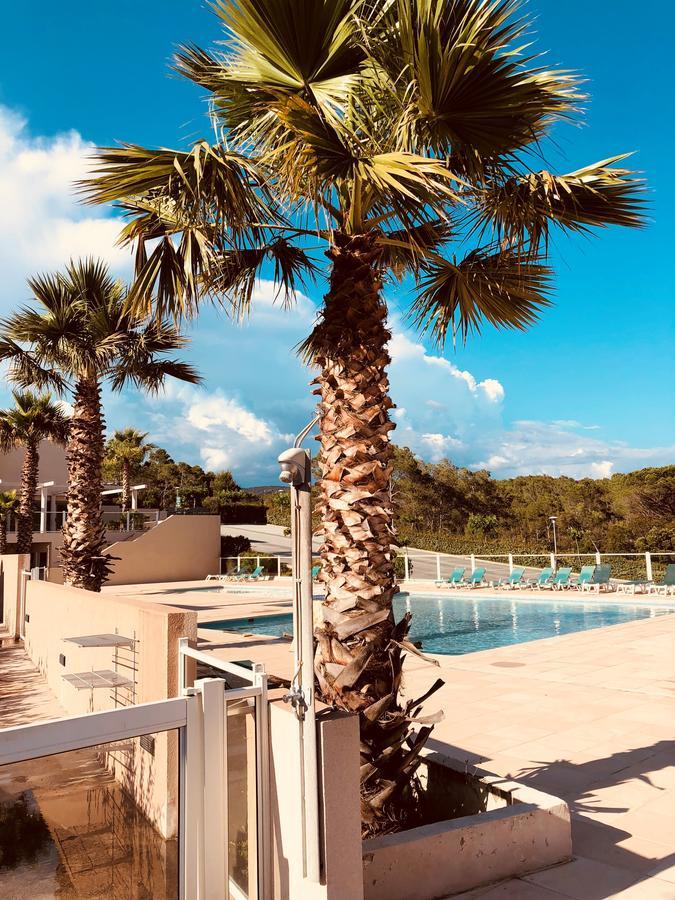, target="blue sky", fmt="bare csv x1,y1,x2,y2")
0,0,673,484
